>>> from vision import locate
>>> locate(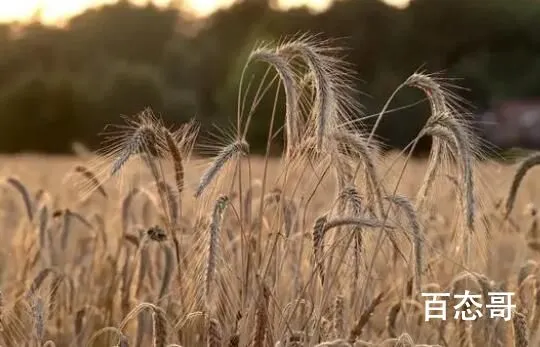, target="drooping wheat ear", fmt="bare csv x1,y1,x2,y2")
332,131,383,211
530,279,540,342
504,152,540,218
207,317,222,347
119,303,168,347
228,334,240,347
73,165,107,198
415,134,442,213
249,46,300,158
339,186,363,281
114,124,155,175
48,273,66,320
347,292,385,343
518,274,536,316
427,123,473,225
152,306,168,347
318,317,332,341
261,189,298,236
109,111,159,176
449,271,492,300
331,129,409,265
419,121,476,261
74,307,85,346
449,272,498,343
406,73,476,217
313,214,329,285
385,195,423,291
385,299,423,338
158,245,174,300
277,35,362,153
163,128,185,200
278,41,332,152
250,282,270,347
313,215,393,285
4,176,33,220
43,341,56,347
333,295,345,338
432,118,476,232
204,195,229,306
513,311,529,347
31,295,45,343
195,140,249,198
473,273,499,343
386,300,401,339
27,268,57,299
